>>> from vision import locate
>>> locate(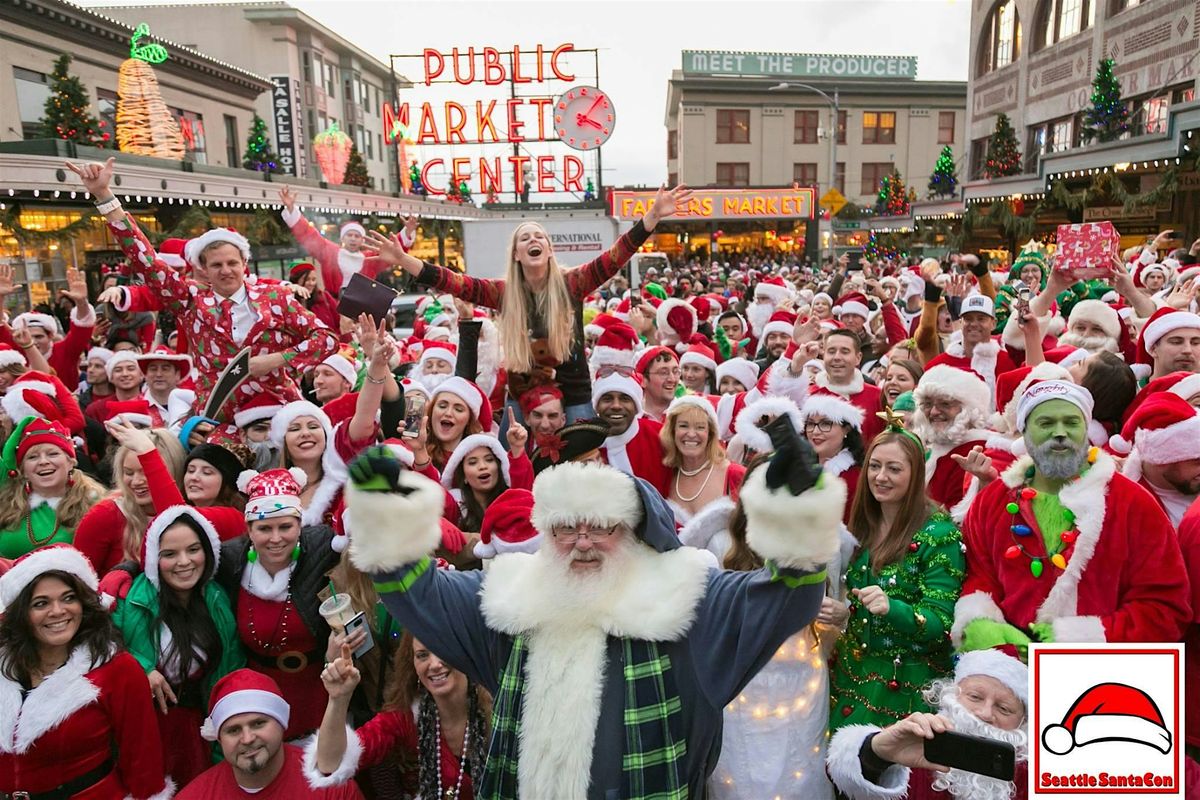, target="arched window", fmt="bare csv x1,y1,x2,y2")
1035,0,1097,49
979,0,1022,75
